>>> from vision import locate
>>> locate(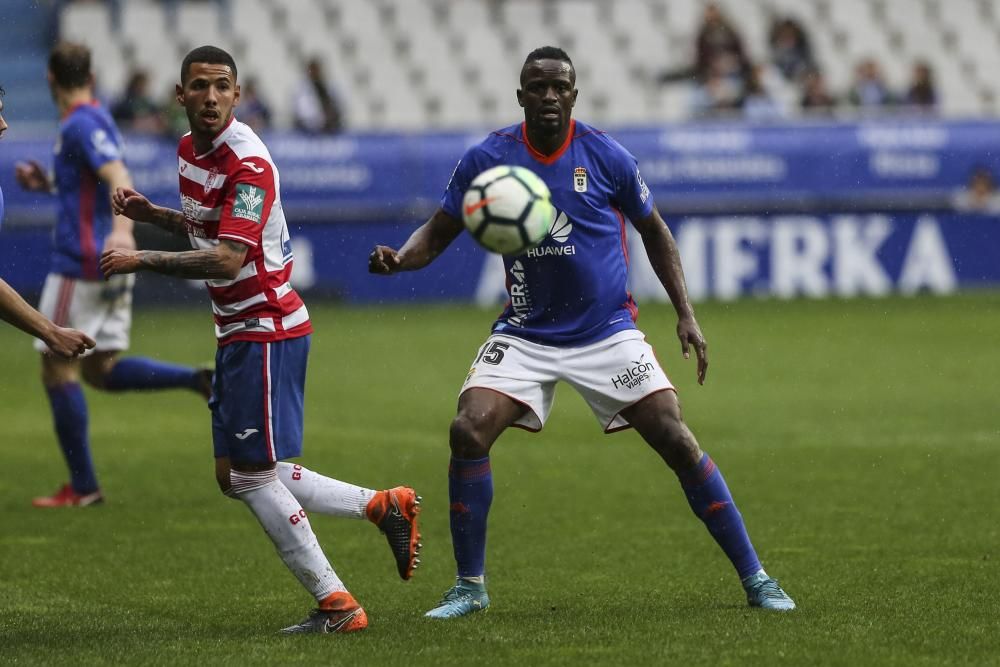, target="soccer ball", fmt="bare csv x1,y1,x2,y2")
461,165,555,256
